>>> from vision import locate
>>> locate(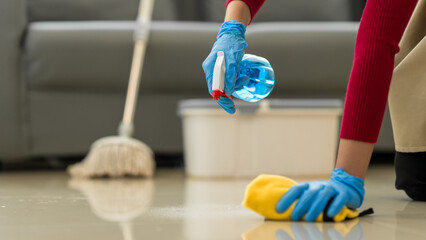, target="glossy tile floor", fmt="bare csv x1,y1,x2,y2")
1,164,426,240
